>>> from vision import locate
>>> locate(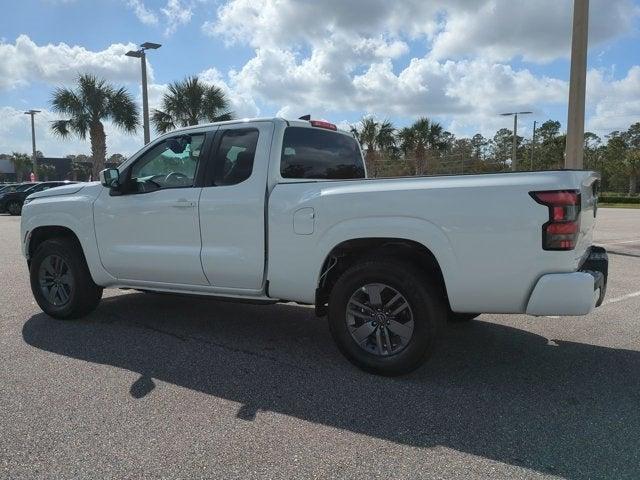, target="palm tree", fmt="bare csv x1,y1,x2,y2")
152,76,233,134
398,127,416,158
399,117,446,175
351,117,395,177
51,74,139,177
